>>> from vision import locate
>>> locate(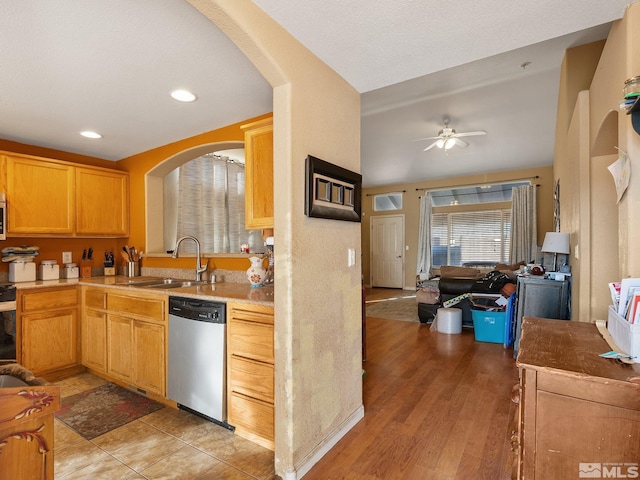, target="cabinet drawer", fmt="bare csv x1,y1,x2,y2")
108,293,165,320
229,355,274,403
228,318,274,364
84,288,107,310
228,392,274,443
228,304,274,325
21,287,78,312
